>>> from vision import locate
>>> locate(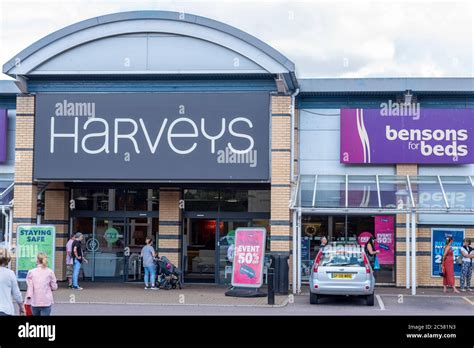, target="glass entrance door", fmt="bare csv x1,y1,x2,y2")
82,218,126,281
183,218,221,283
217,220,251,284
